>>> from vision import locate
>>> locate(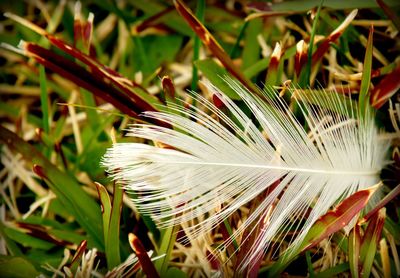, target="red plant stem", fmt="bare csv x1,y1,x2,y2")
361,184,400,223
129,233,160,278
24,42,170,127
